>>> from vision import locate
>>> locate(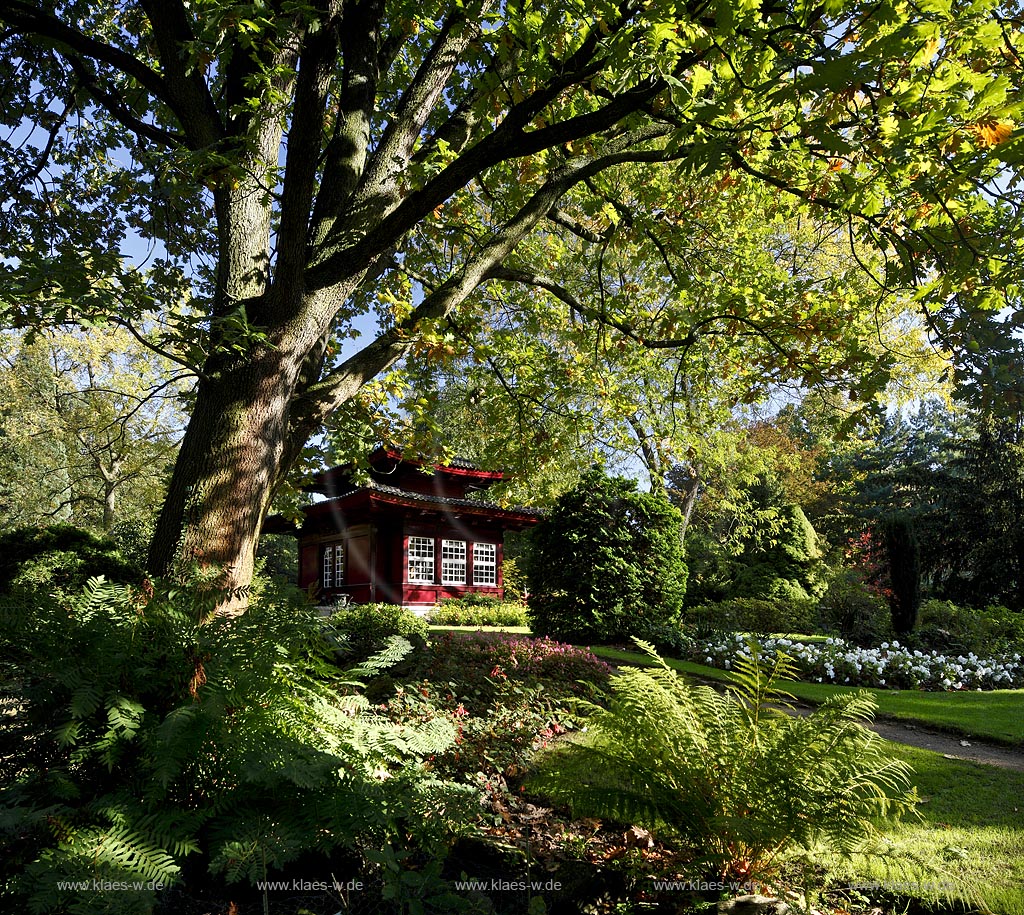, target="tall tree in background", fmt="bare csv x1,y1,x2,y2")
1,0,1021,610
0,328,187,531
937,415,1024,609
386,191,950,507
880,514,922,634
